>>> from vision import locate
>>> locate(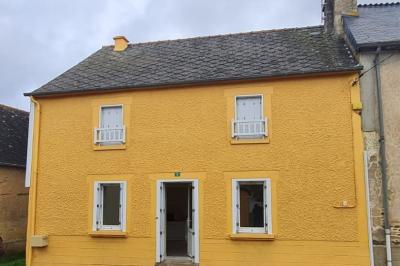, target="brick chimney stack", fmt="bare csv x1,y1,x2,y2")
323,0,358,35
